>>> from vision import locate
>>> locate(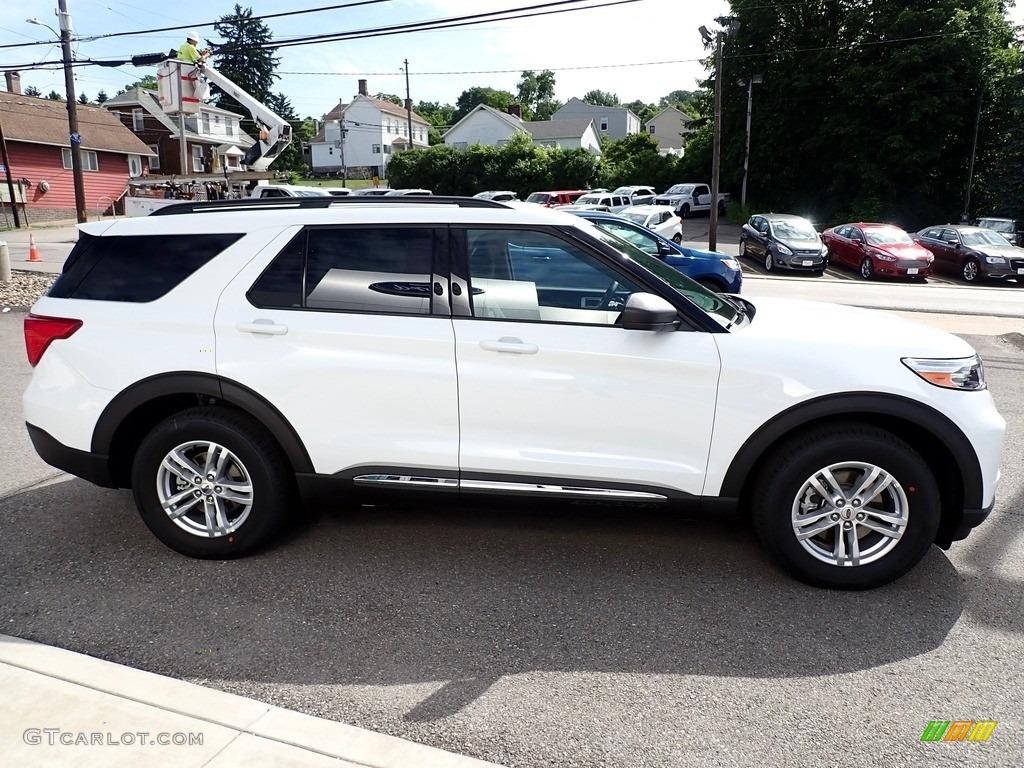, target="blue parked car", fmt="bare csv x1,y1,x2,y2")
568,209,743,294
